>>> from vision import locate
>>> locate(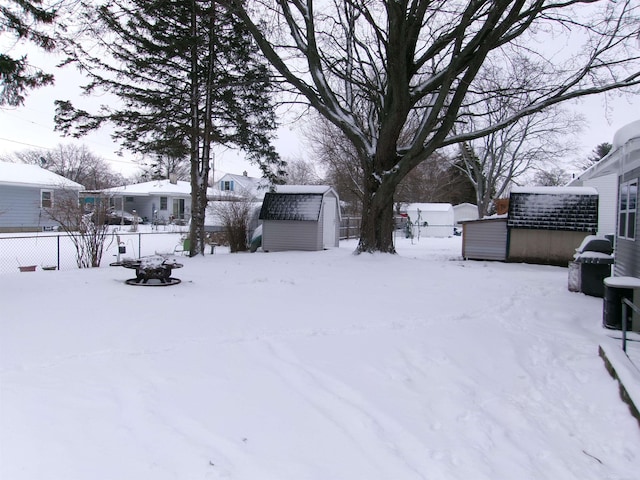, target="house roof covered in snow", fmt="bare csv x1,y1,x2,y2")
100,179,213,197
0,161,84,190
214,173,269,199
